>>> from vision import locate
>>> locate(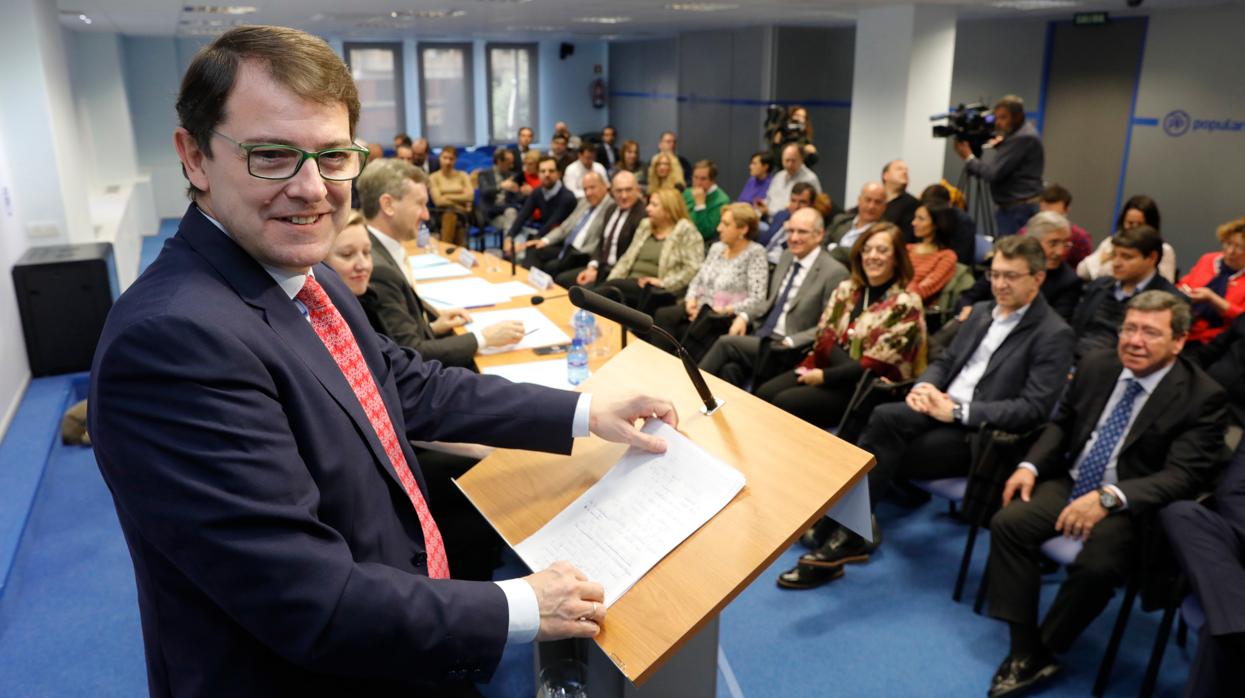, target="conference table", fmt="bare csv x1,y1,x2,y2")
401,239,624,370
